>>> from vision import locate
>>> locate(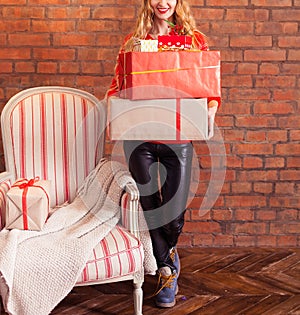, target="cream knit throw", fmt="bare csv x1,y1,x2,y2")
0,159,156,315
